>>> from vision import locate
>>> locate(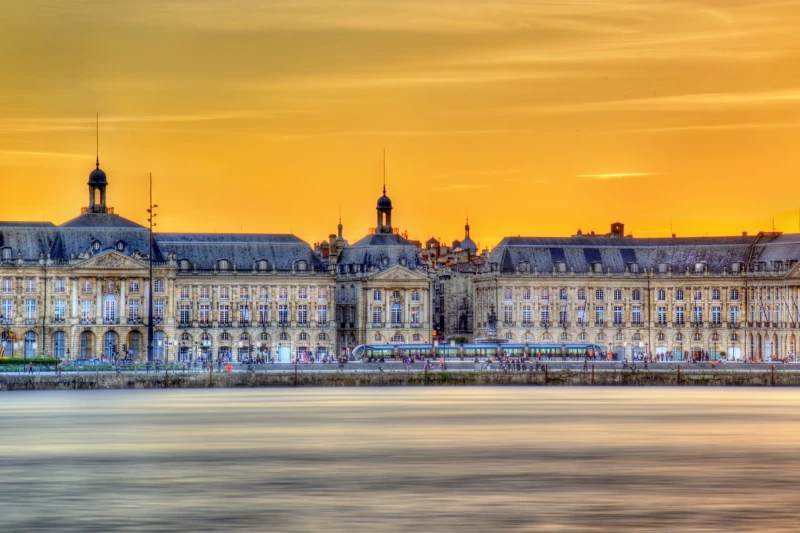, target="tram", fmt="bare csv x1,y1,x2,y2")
351,342,608,361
